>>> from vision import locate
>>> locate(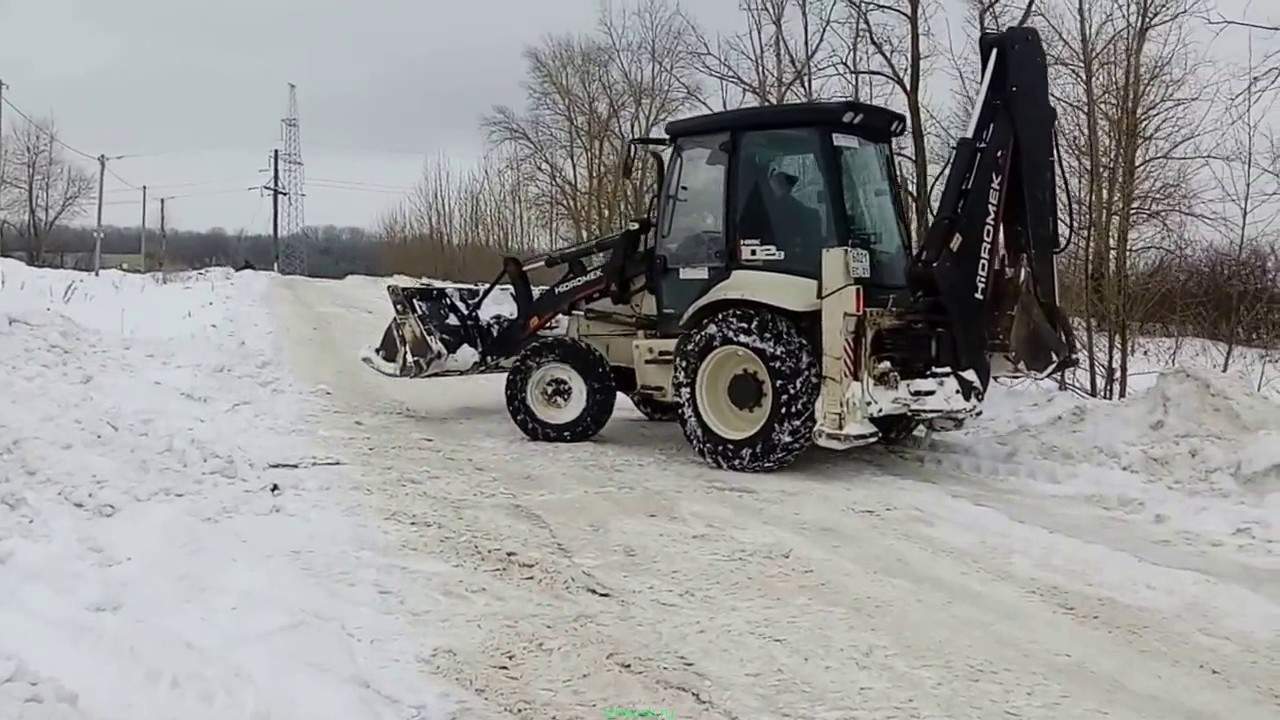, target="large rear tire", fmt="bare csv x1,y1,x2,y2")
673,307,819,472
506,338,616,442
